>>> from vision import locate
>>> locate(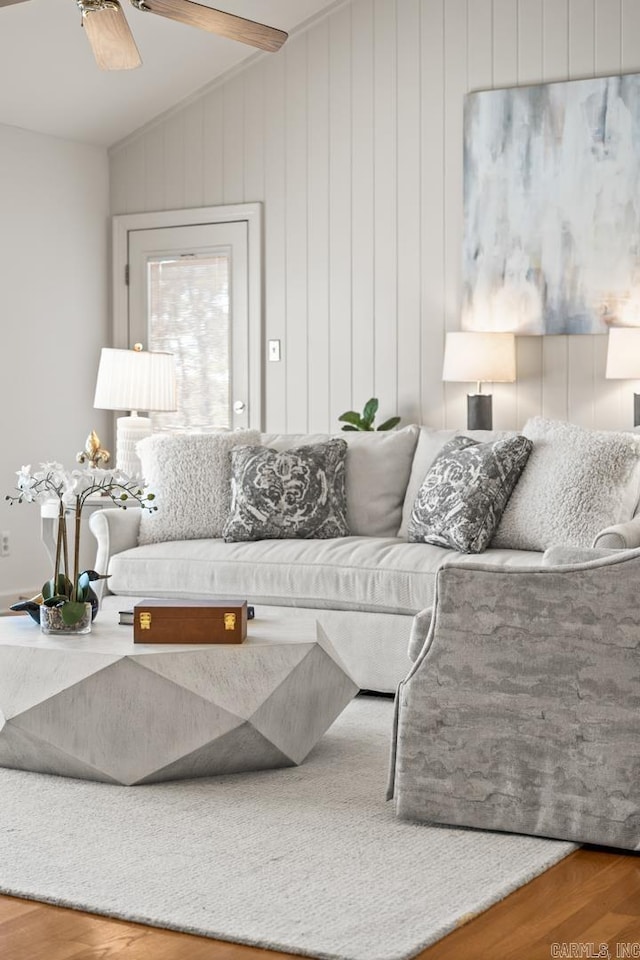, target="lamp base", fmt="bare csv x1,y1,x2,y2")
467,394,493,431
116,415,152,478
